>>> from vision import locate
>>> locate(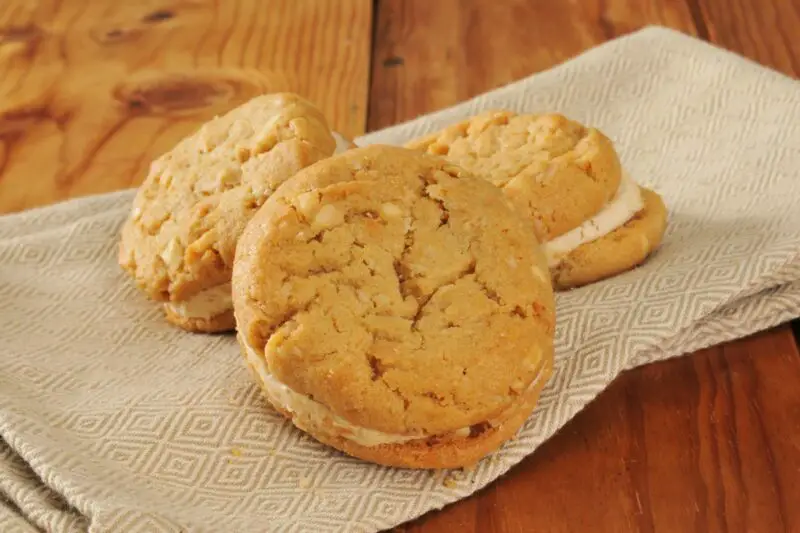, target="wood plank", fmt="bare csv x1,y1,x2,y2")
368,0,700,131
370,0,800,531
691,0,800,77
0,0,372,214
